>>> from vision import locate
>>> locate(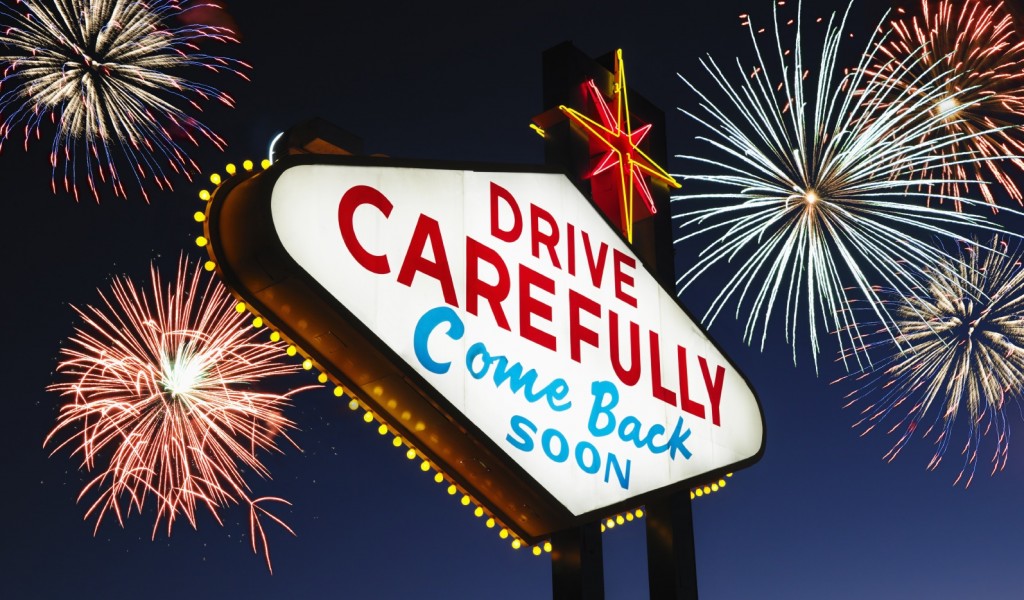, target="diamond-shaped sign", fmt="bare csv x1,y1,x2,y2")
205,154,763,543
